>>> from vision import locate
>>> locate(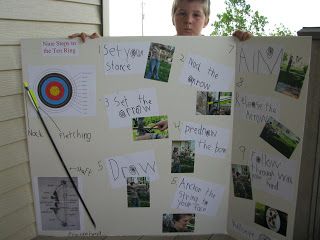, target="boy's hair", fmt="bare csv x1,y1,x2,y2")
172,213,193,222
171,0,211,23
